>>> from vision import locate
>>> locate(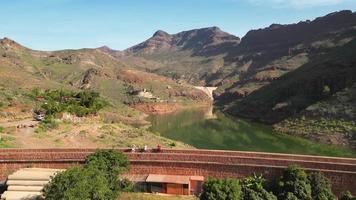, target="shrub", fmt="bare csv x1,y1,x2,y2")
323,85,331,94
43,167,113,200
85,150,129,191
43,150,130,200
340,191,356,200
35,116,59,133
0,126,4,133
276,165,312,200
242,174,277,200
308,172,336,200
40,116,59,129
200,177,242,200
119,178,134,192
33,89,106,117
